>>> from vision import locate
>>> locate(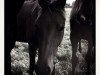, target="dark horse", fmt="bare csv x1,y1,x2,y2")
70,0,95,75
5,0,66,75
